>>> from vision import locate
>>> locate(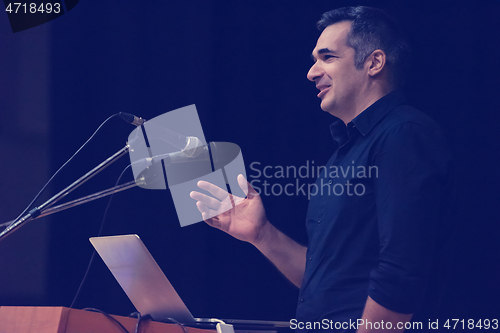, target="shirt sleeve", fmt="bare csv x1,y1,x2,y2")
368,120,452,314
